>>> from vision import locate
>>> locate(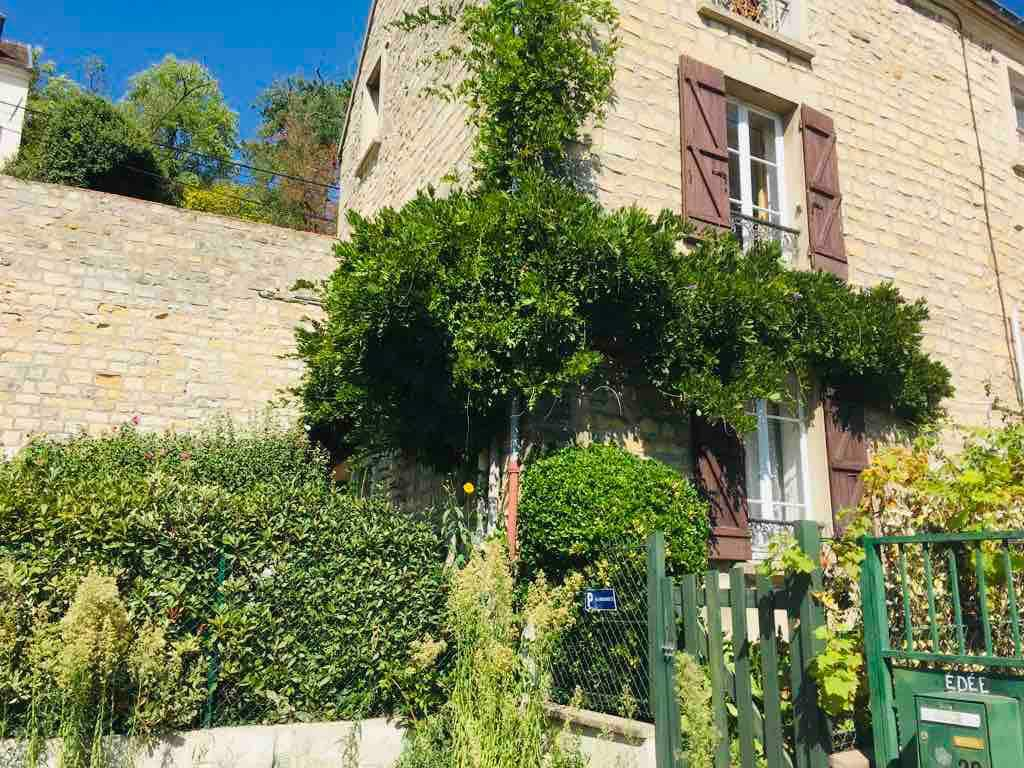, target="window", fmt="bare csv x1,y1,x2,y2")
727,100,786,229
711,0,793,35
364,57,383,142
1014,90,1024,136
742,392,811,553
357,57,384,178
